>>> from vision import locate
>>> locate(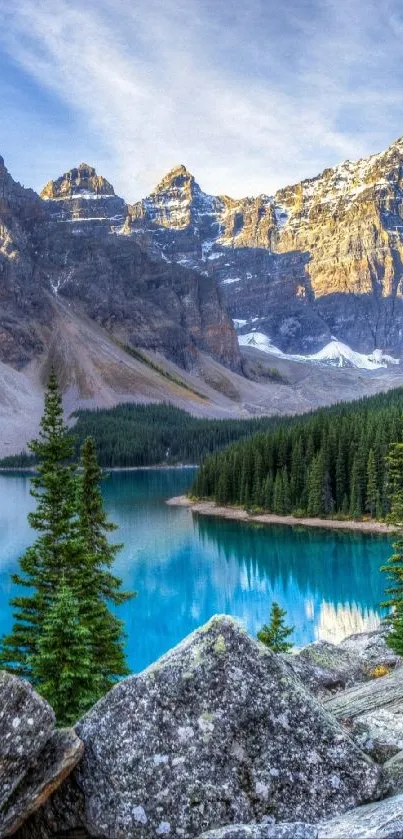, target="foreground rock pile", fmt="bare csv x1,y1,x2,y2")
2,619,403,838
0,672,83,837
